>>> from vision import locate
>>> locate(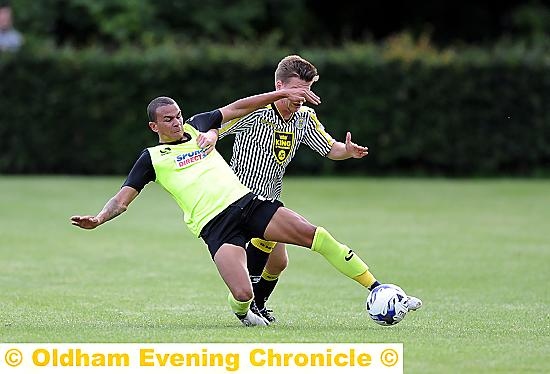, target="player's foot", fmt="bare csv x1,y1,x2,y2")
252,304,277,323
405,295,423,311
259,308,276,323
251,301,277,323
236,310,270,326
